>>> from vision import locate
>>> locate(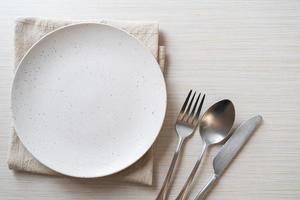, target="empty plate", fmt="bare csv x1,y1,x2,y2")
11,23,166,178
